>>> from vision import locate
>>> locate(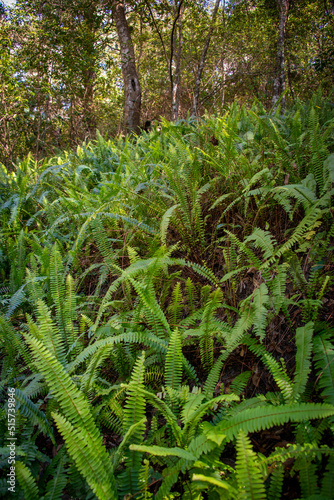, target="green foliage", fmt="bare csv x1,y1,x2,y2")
1,96,334,498
235,430,266,500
